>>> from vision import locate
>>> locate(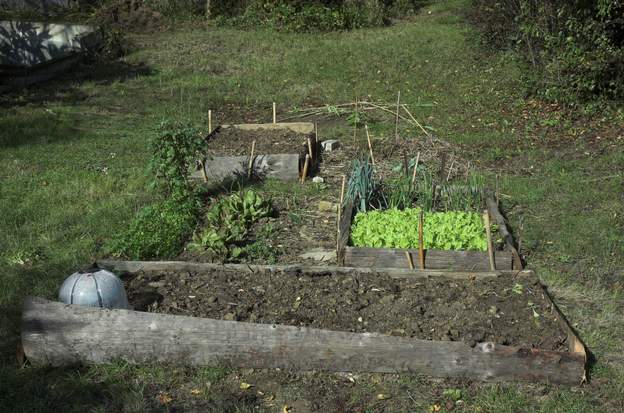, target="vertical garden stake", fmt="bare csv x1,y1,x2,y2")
411,152,421,187
337,175,346,252
405,251,414,270
395,91,401,142
365,125,375,166
307,137,314,162
208,110,212,134
247,140,256,179
301,154,310,183
272,102,277,124
200,158,208,183
418,210,425,270
483,210,496,271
